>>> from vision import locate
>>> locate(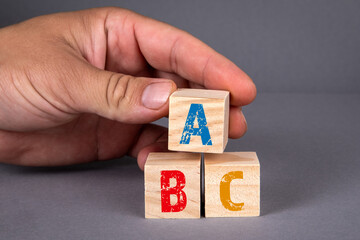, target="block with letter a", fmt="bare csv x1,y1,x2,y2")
168,89,229,153
144,152,201,219
204,152,260,217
